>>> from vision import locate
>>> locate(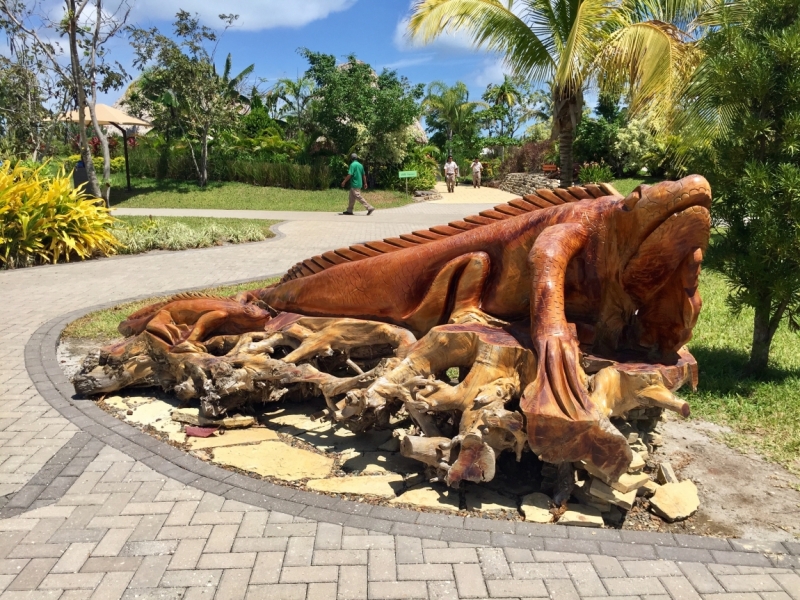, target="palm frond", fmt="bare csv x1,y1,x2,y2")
670,55,745,161
554,0,620,92
229,63,255,88
625,0,717,31
597,20,699,125
223,53,232,81
408,0,554,82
